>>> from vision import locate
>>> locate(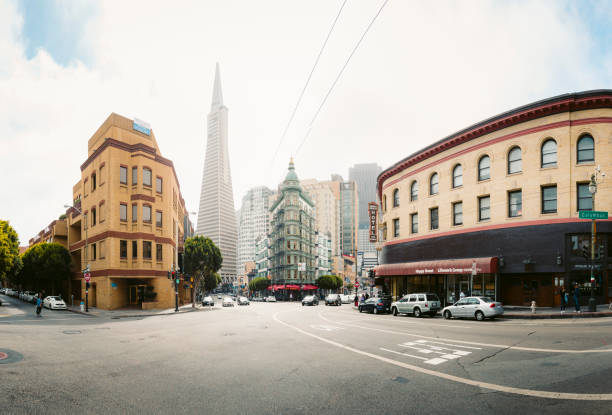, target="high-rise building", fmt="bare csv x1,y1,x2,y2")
196,63,238,284
302,179,339,256
349,163,382,228
237,186,273,273
340,181,359,257
269,160,316,298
